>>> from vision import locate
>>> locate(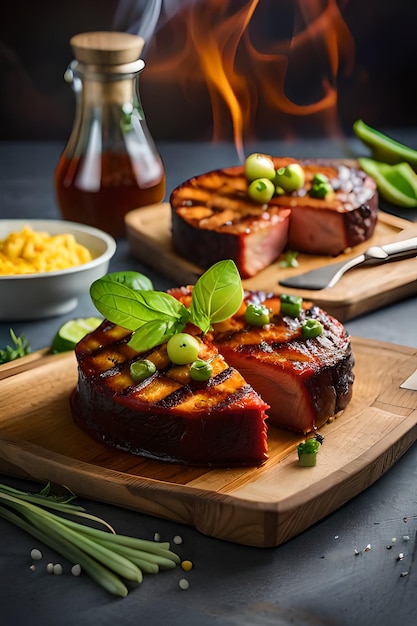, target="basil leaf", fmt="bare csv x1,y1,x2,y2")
189,260,243,333
128,319,183,353
90,277,190,332
103,271,153,292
